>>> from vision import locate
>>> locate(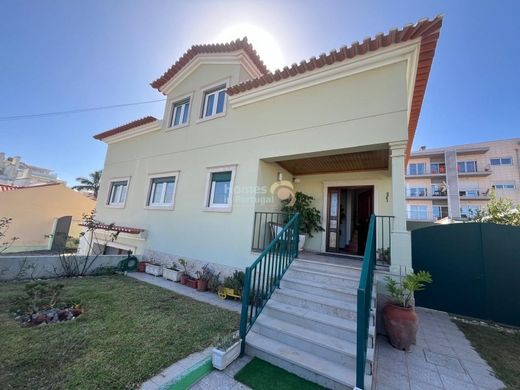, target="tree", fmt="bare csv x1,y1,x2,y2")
474,190,520,226
72,170,102,199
